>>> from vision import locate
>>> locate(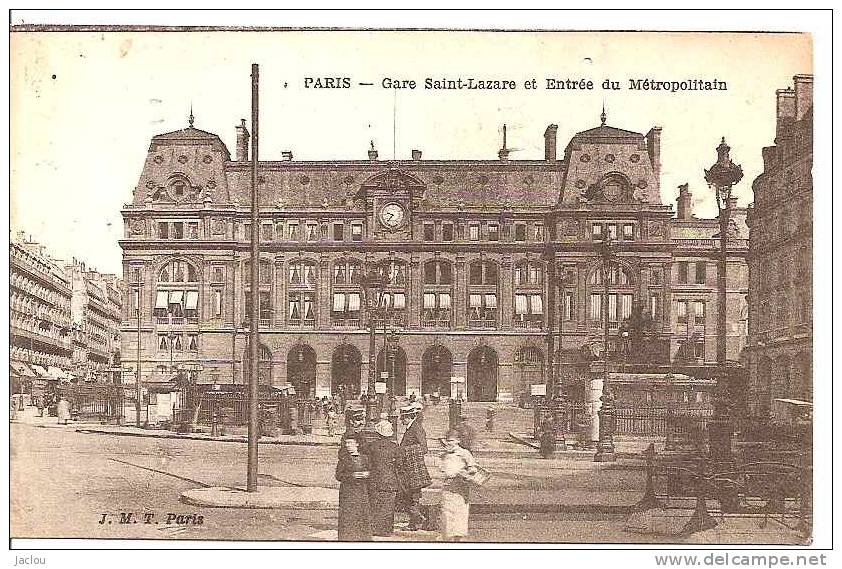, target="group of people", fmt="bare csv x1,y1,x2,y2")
335,403,479,542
